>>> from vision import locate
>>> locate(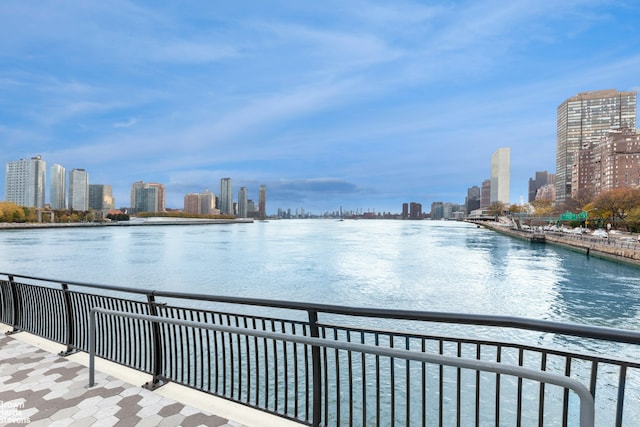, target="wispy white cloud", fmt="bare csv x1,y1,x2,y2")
113,118,137,128
0,0,638,211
